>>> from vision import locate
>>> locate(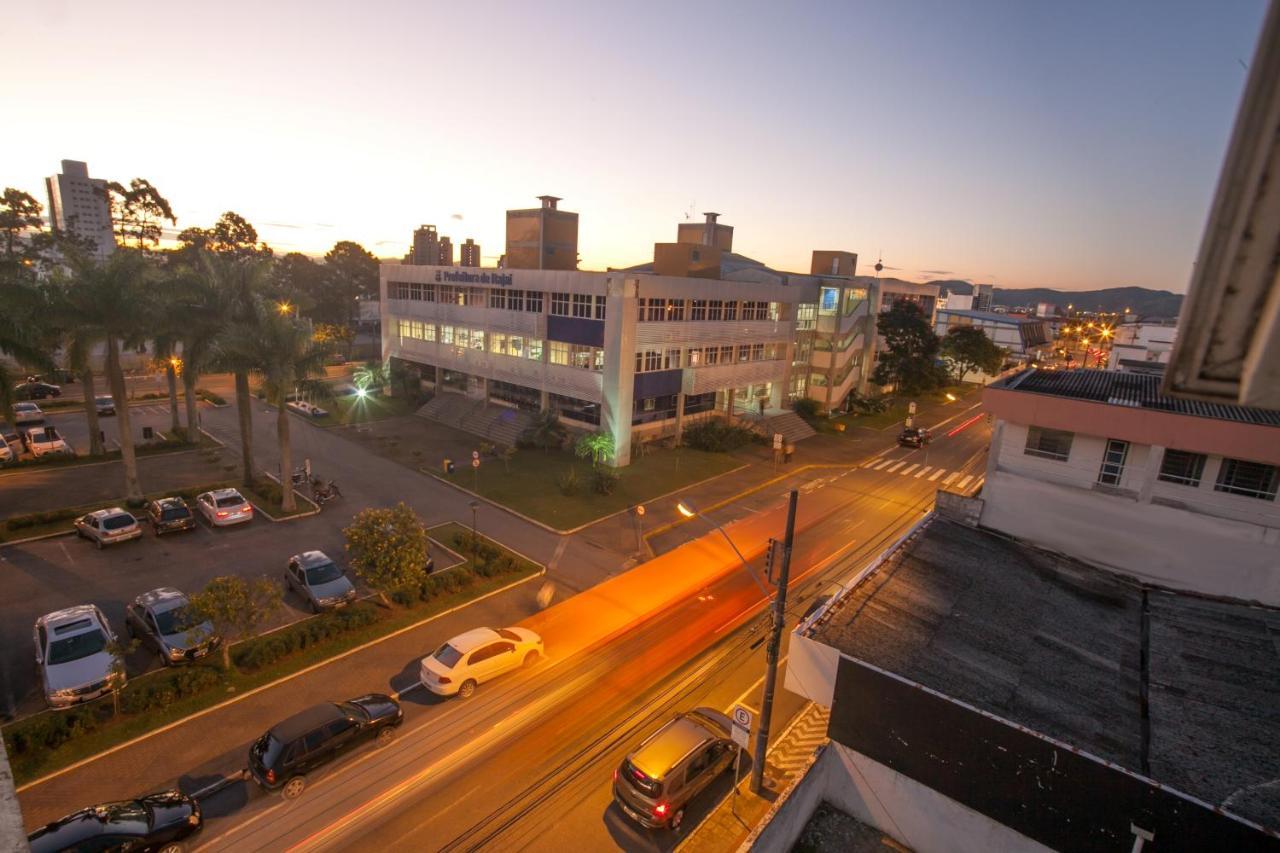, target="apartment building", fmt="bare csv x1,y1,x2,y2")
45,159,114,258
